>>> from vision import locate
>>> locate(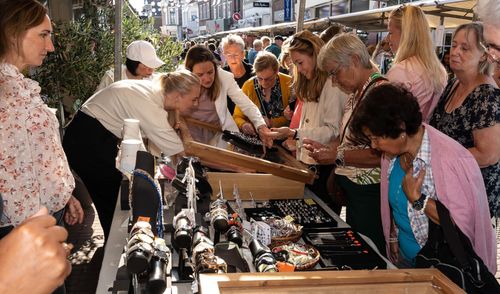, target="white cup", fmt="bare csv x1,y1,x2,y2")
122,118,141,141
119,139,143,174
